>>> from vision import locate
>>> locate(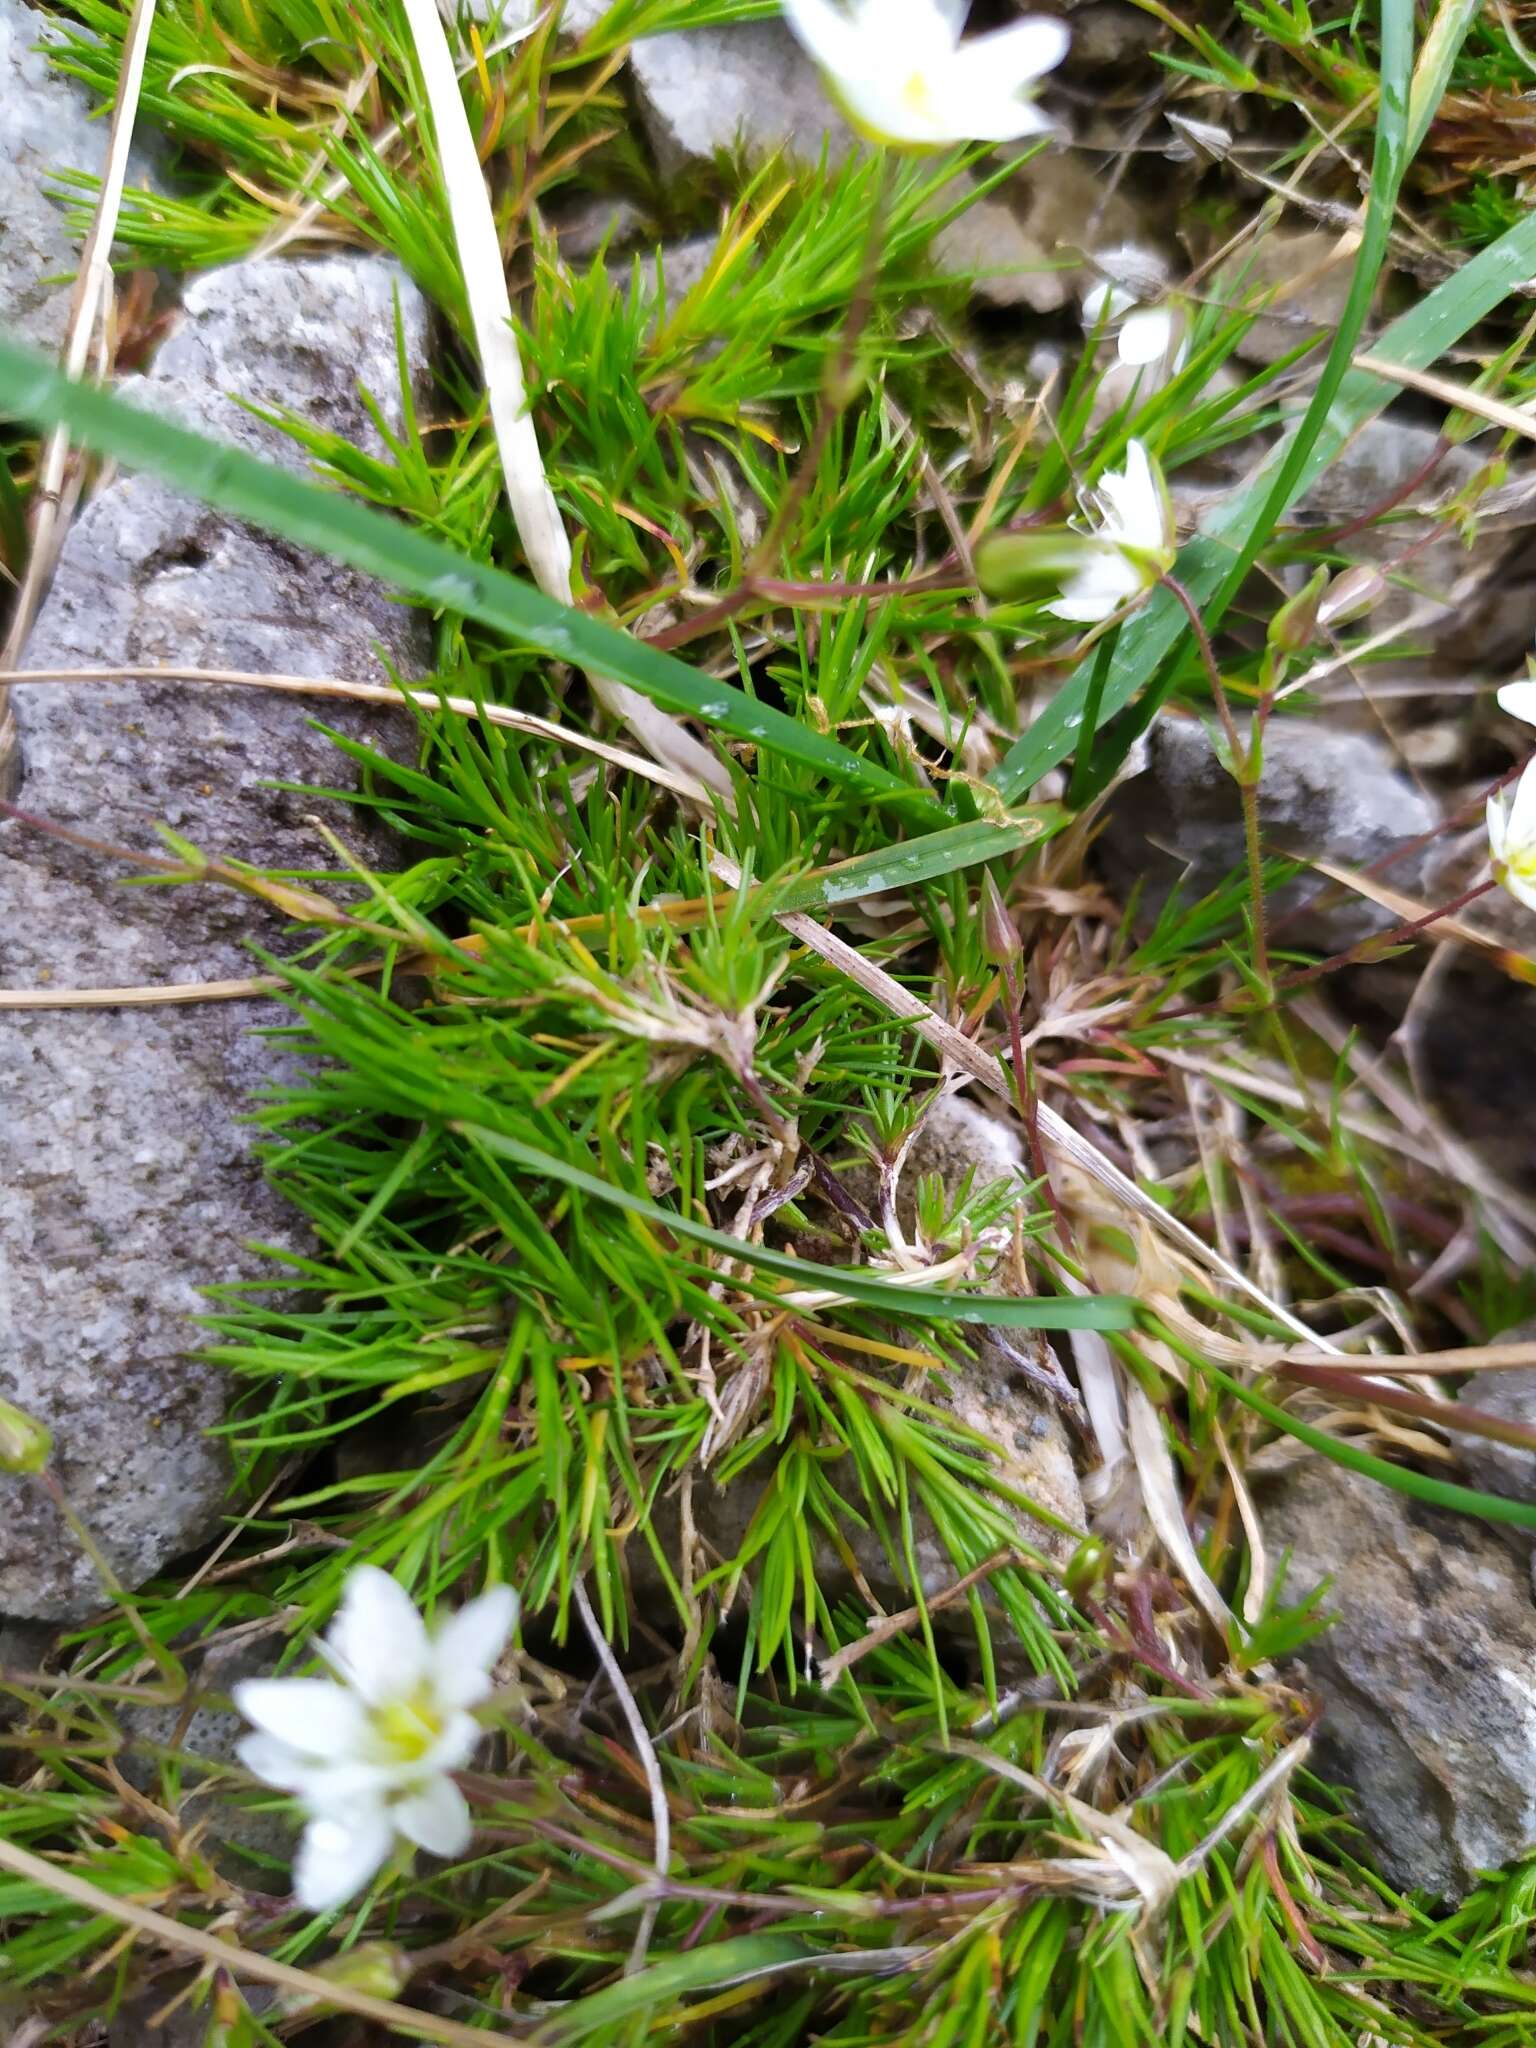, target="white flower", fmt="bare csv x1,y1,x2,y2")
1047,439,1176,625
1487,768,1536,913
781,0,1068,147
236,1566,517,1912
1489,682,1536,912
1080,249,1188,375
1080,280,1185,370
